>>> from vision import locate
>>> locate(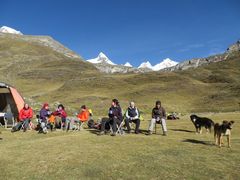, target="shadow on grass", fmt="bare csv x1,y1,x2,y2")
86,129,99,135
182,139,214,146
170,129,195,133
